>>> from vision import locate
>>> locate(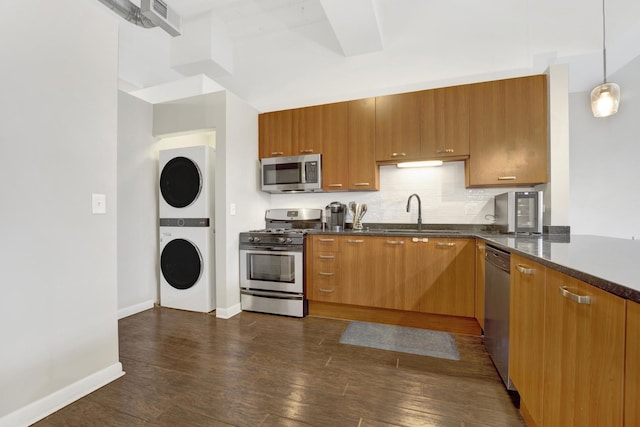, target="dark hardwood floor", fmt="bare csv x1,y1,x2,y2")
34,307,524,426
